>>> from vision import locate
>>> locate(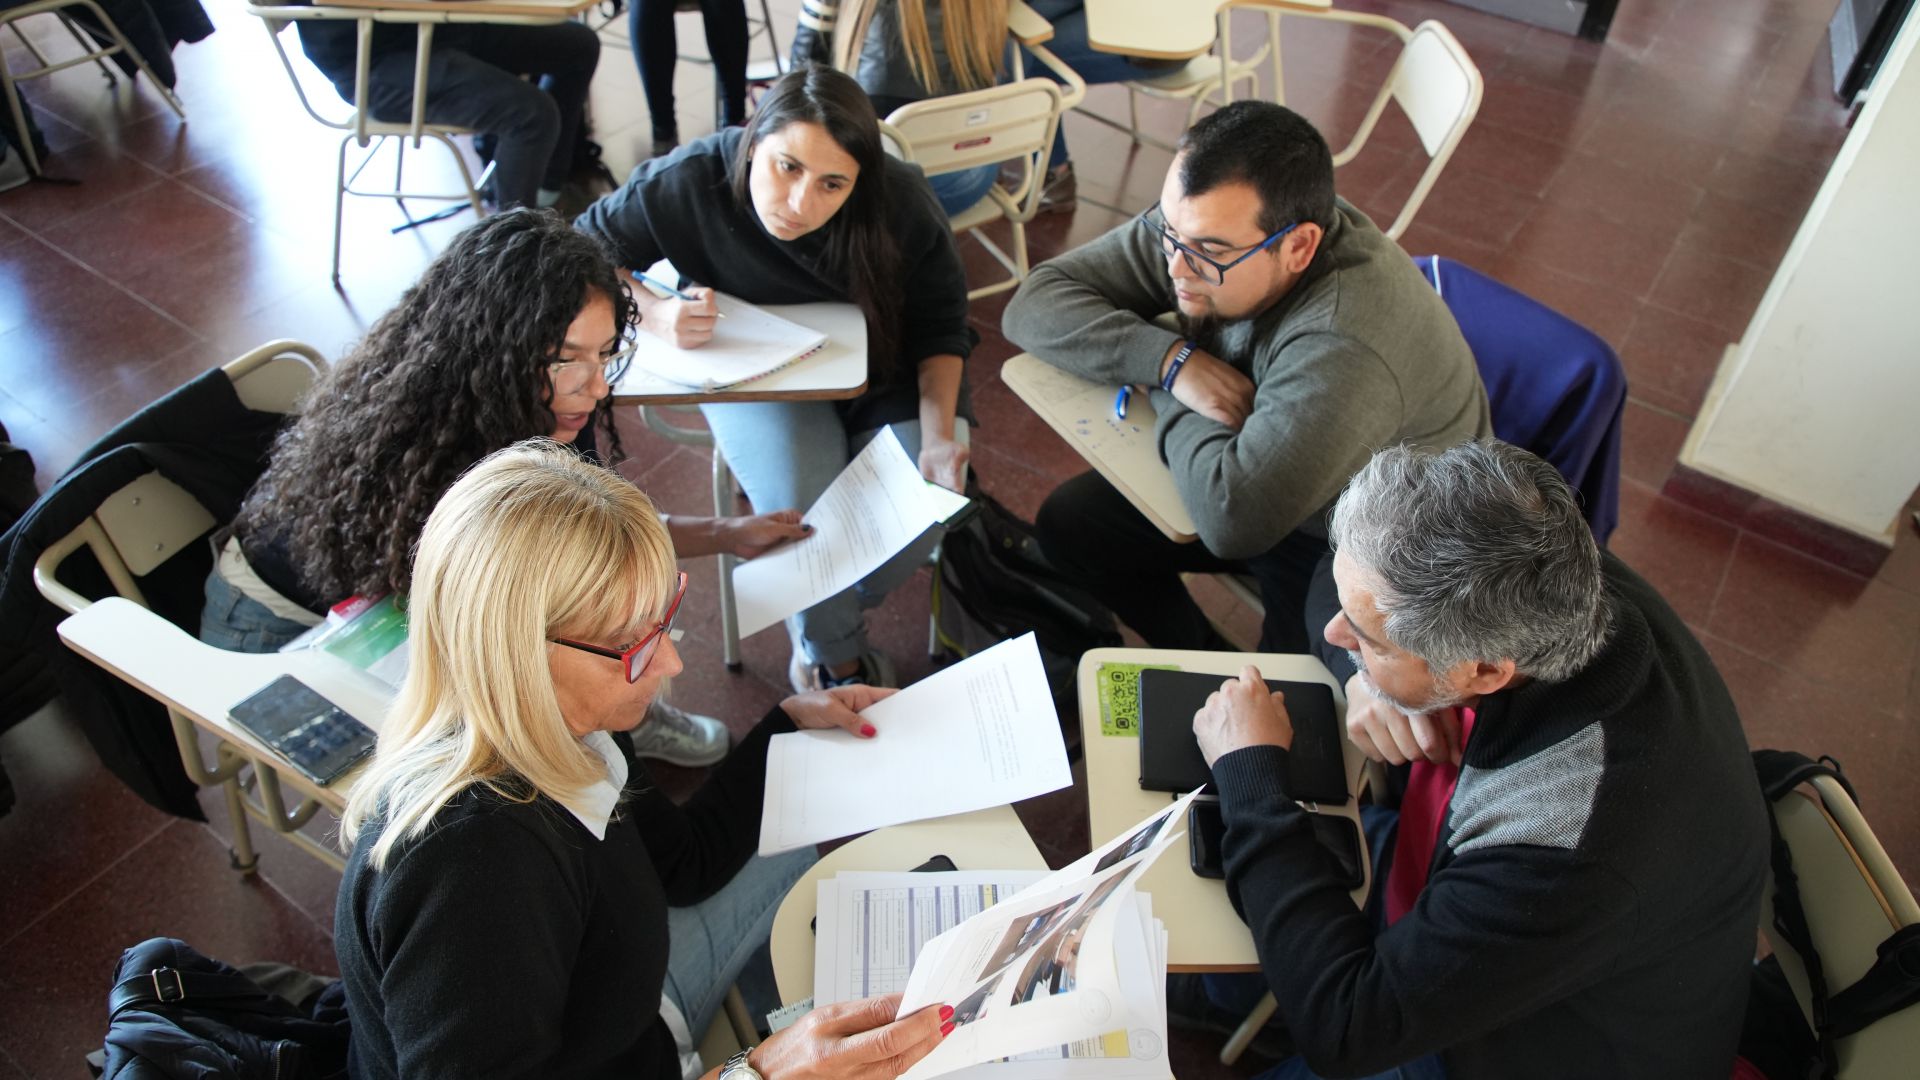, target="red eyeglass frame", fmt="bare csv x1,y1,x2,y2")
550,571,688,682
